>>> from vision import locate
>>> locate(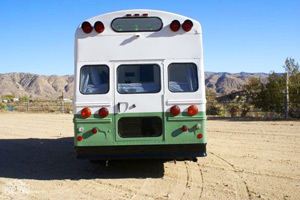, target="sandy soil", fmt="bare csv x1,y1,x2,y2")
0,113,299,200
